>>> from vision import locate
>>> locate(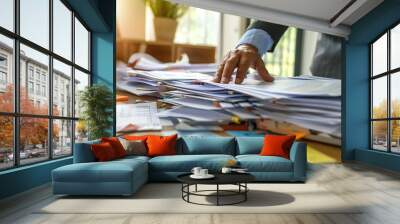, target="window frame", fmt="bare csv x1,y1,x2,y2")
0,0,92,171
370,20,400,154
